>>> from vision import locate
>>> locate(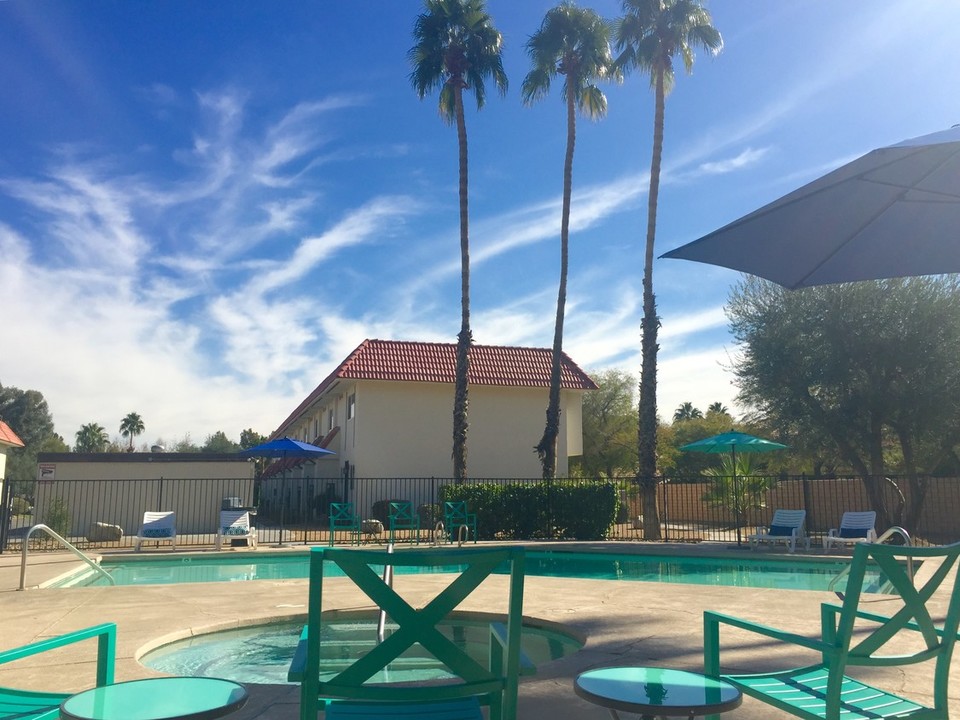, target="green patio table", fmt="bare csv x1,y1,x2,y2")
60,677,248,720
574,666,741,720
